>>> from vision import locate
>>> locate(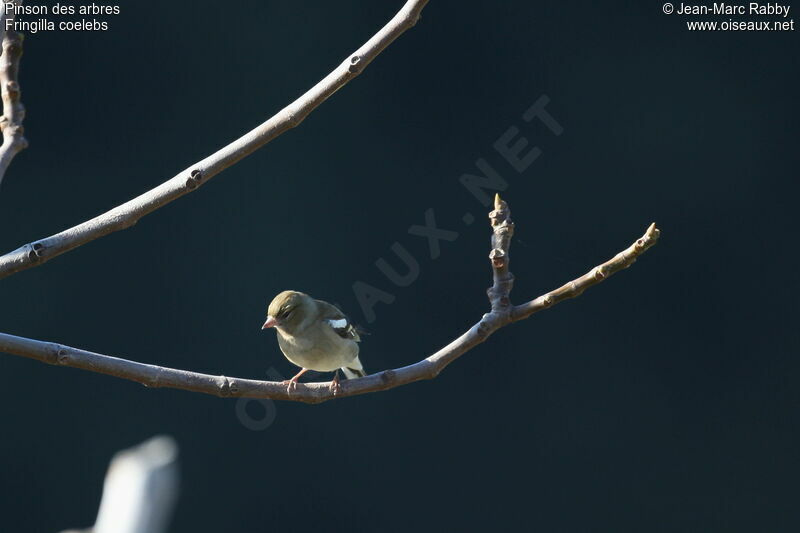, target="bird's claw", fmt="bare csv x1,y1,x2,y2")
282,379,298,394
329,372,341,396
283,368,310,394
